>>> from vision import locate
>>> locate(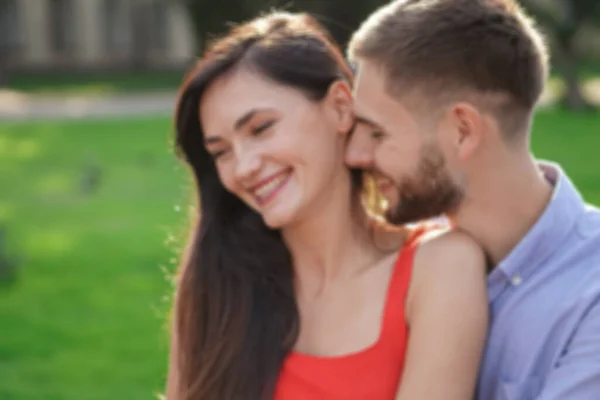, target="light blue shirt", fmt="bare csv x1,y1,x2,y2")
476,162,600,400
